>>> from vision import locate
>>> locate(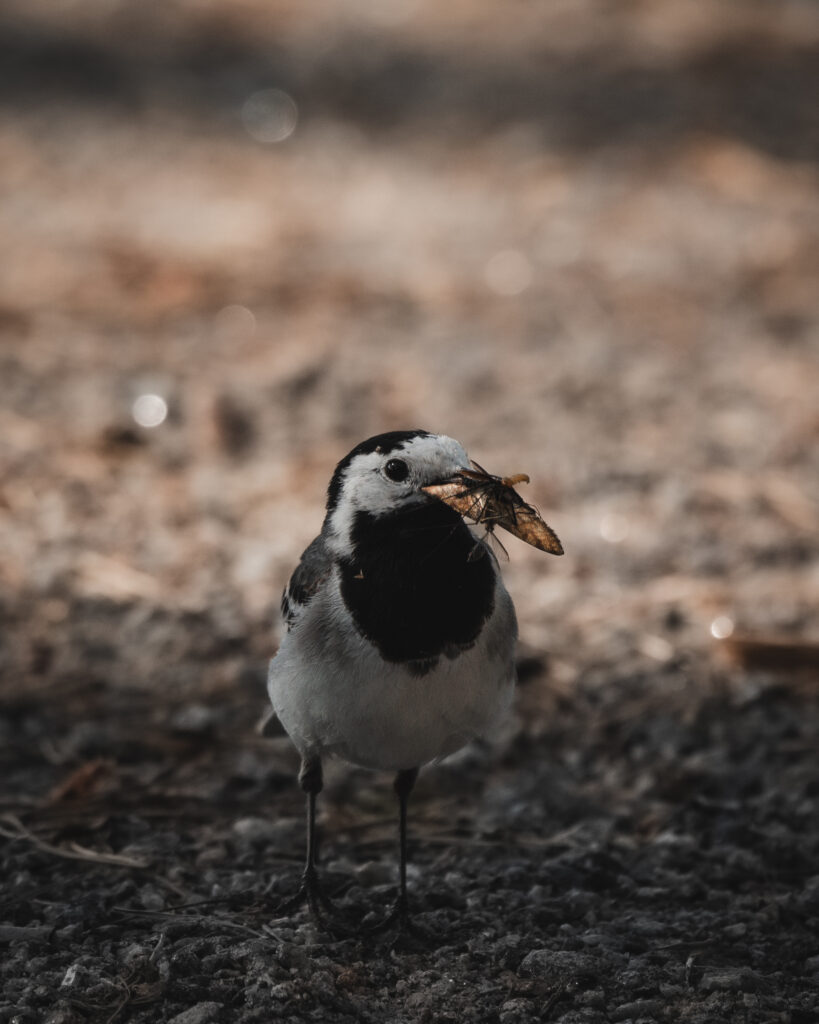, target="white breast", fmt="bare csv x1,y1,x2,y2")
268,568,517,772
